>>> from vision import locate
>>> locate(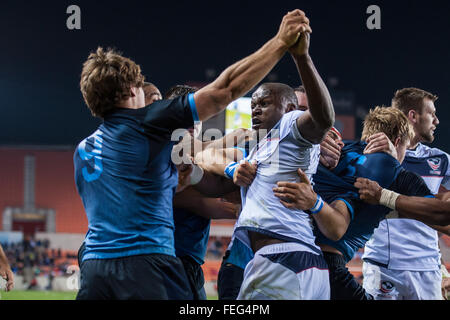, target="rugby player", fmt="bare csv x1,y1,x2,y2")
168,85,241,300
190,28,336,299
233,29,335,300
